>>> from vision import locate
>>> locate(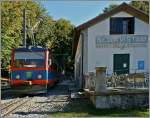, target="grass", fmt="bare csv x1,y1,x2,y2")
49,99,149,117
